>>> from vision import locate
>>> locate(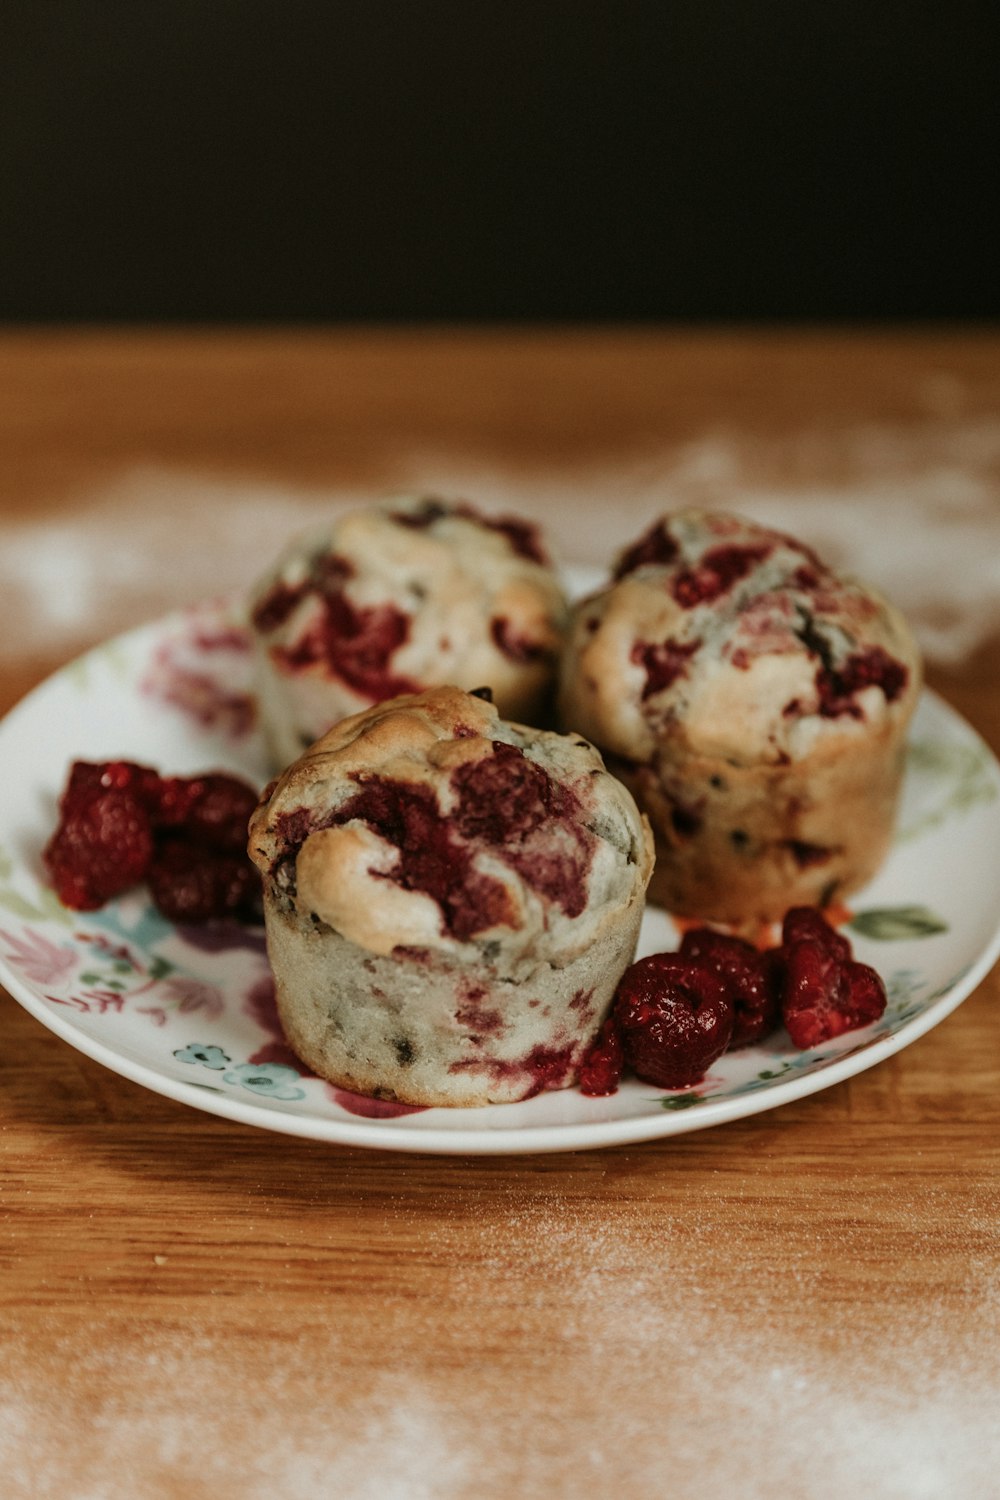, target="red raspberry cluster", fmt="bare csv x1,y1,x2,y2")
580,906,887,1095
43,760,262,924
